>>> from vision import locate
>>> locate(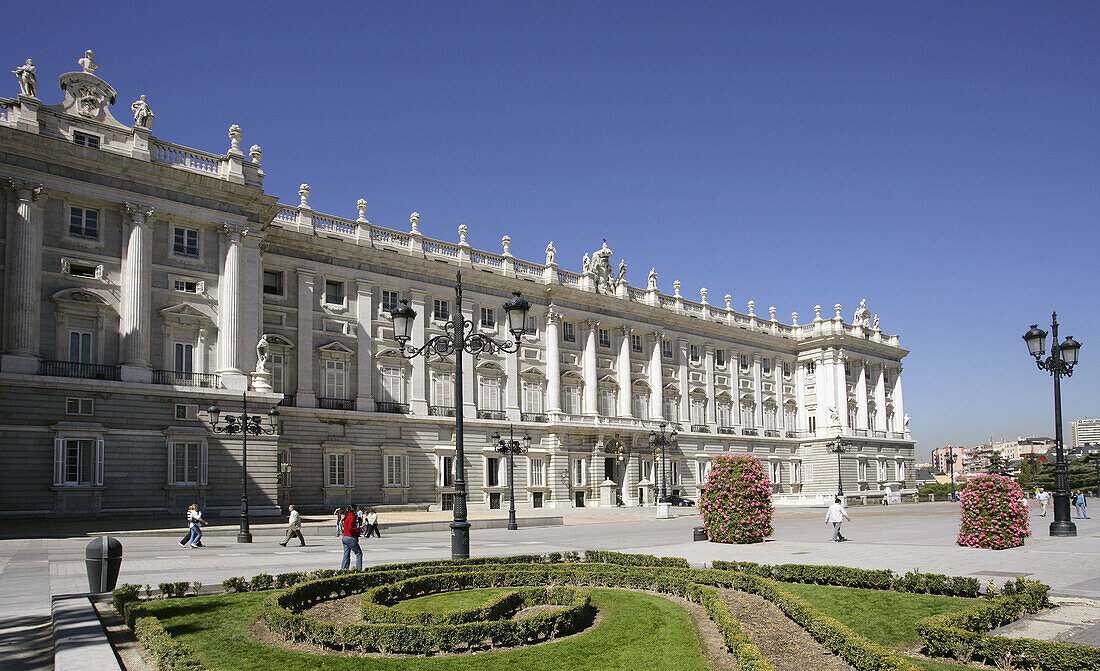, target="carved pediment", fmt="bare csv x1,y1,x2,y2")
160,302,214,324
50,287,115,312
318,341,355,358
262,333,294,348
